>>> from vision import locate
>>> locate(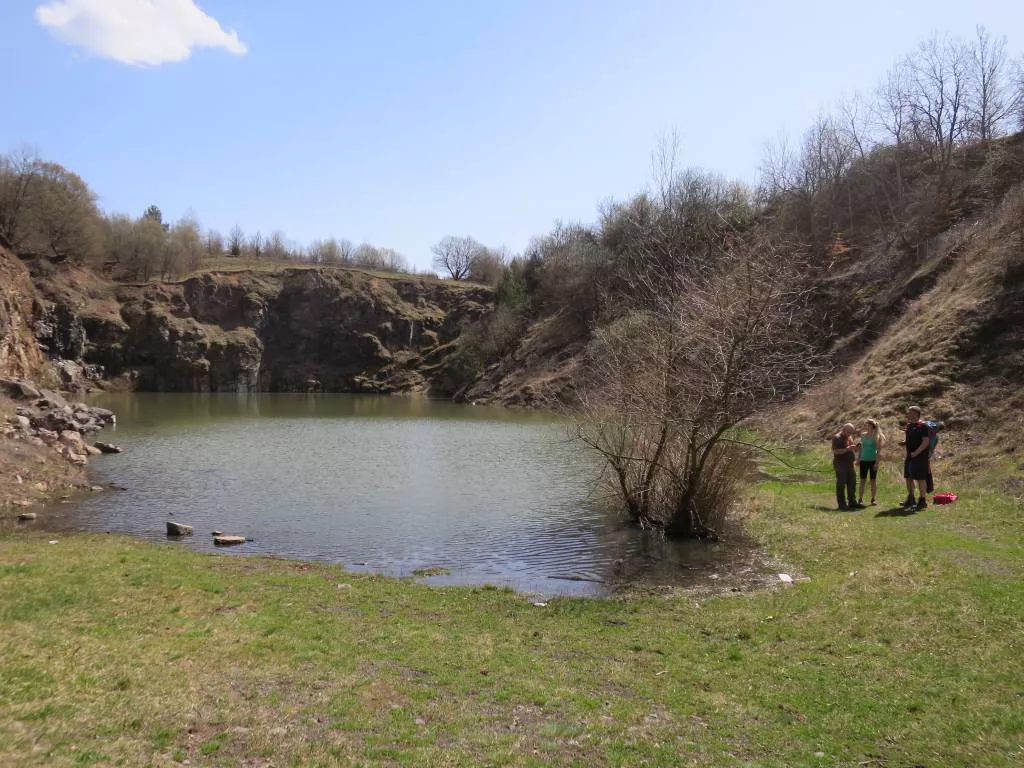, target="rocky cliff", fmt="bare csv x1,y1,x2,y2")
0,249,46,381
28,263,493,395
